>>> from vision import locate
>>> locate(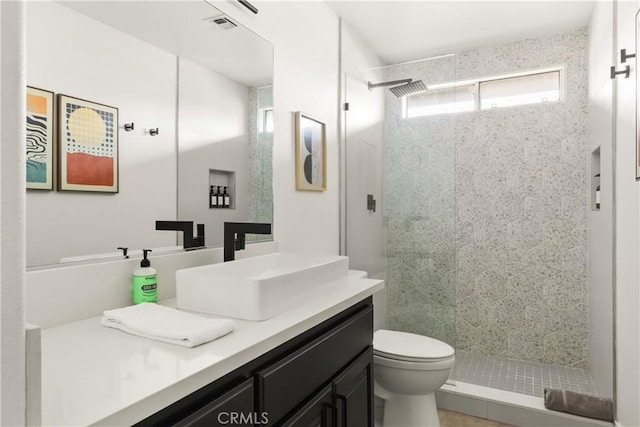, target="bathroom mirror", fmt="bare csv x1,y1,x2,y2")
25,1,274,267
